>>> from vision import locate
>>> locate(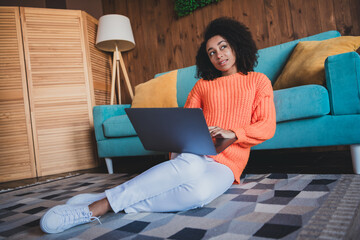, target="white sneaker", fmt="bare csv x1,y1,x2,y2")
40,204,100,234
66,193,106,206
